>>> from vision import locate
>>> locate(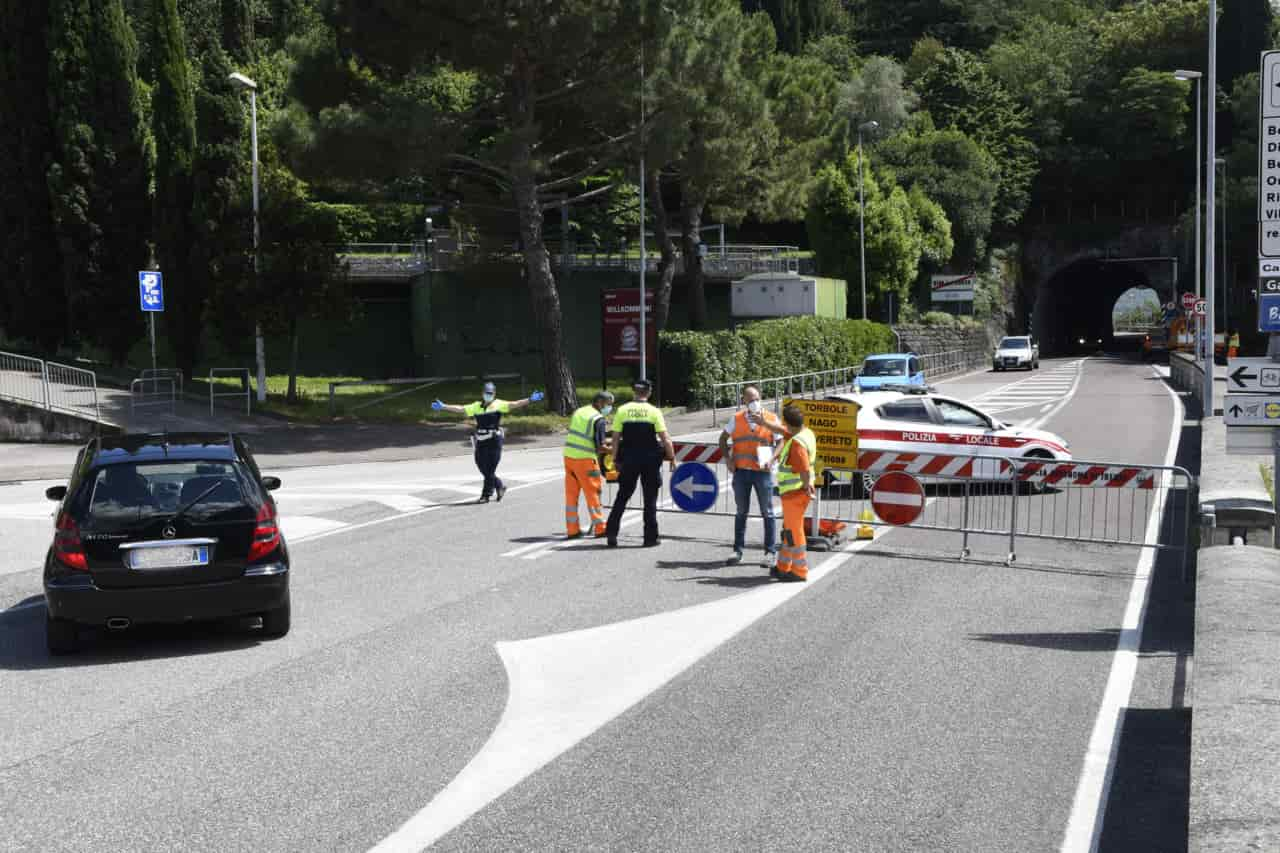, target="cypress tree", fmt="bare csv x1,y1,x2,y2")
151,0,200,375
